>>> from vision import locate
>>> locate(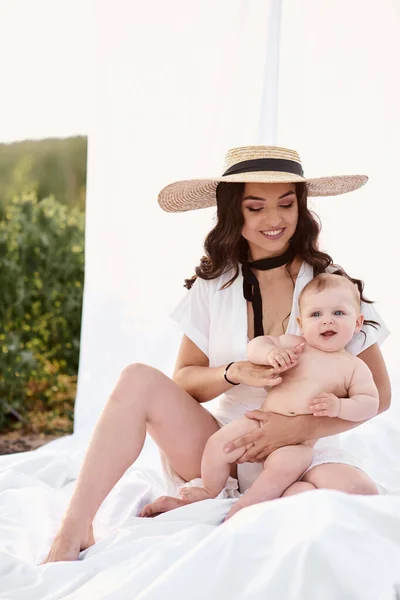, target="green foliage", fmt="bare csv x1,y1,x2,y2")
0,136,87,211
0,192,84,431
